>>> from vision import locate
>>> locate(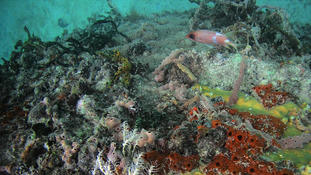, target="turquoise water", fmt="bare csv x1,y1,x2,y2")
0,0,195,62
